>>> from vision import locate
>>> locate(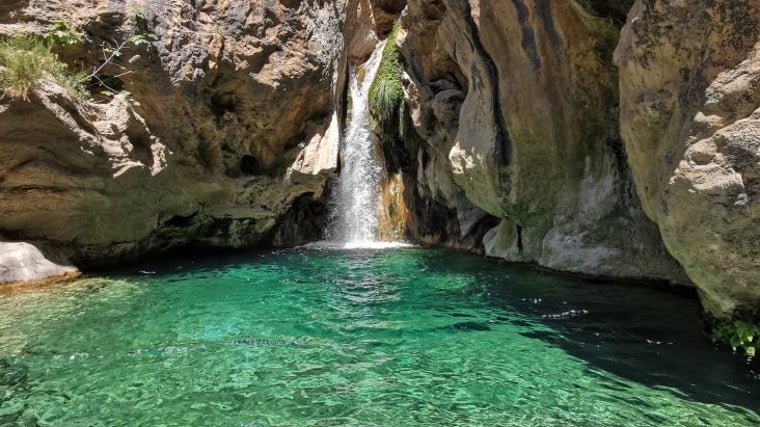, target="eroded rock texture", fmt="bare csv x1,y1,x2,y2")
616,0,760,318
0,0,346,265
397,0,686,281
